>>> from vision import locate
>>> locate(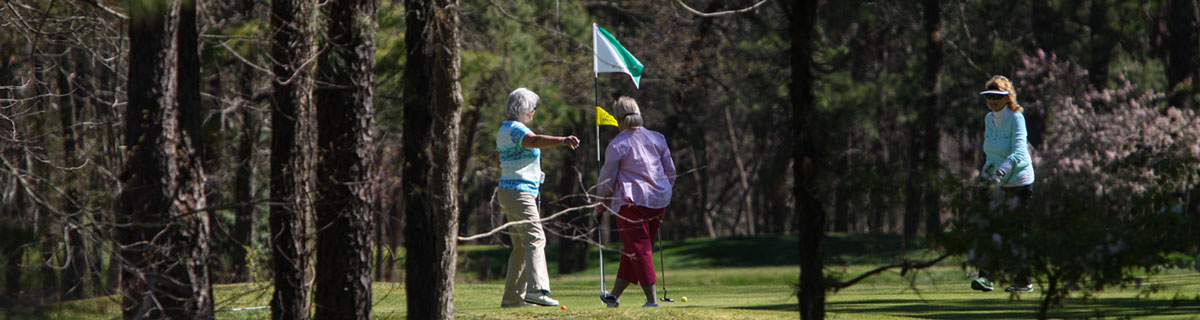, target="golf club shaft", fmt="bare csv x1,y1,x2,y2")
657,230,668,299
